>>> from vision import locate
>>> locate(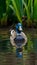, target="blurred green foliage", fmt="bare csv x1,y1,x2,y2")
0,0,37,27
33,0,37,20
9,0,24,23
0,0,6,17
